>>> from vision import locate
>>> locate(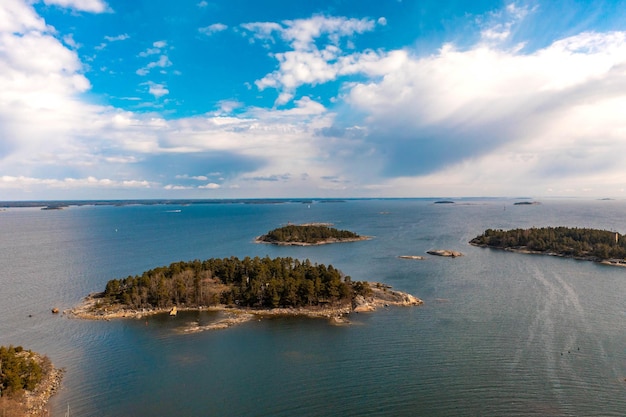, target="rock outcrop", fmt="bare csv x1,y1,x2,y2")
427,249,463,257
353,283,423,312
